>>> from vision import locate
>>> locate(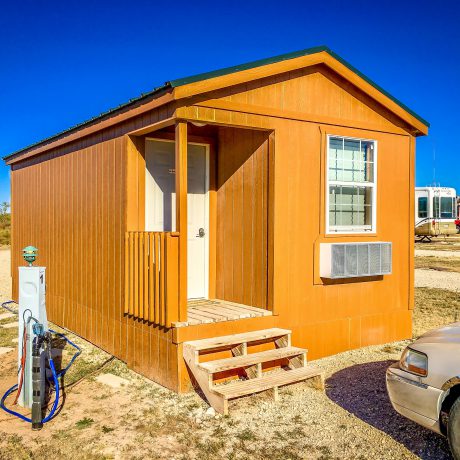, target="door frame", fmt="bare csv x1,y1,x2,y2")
145,137,210,300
